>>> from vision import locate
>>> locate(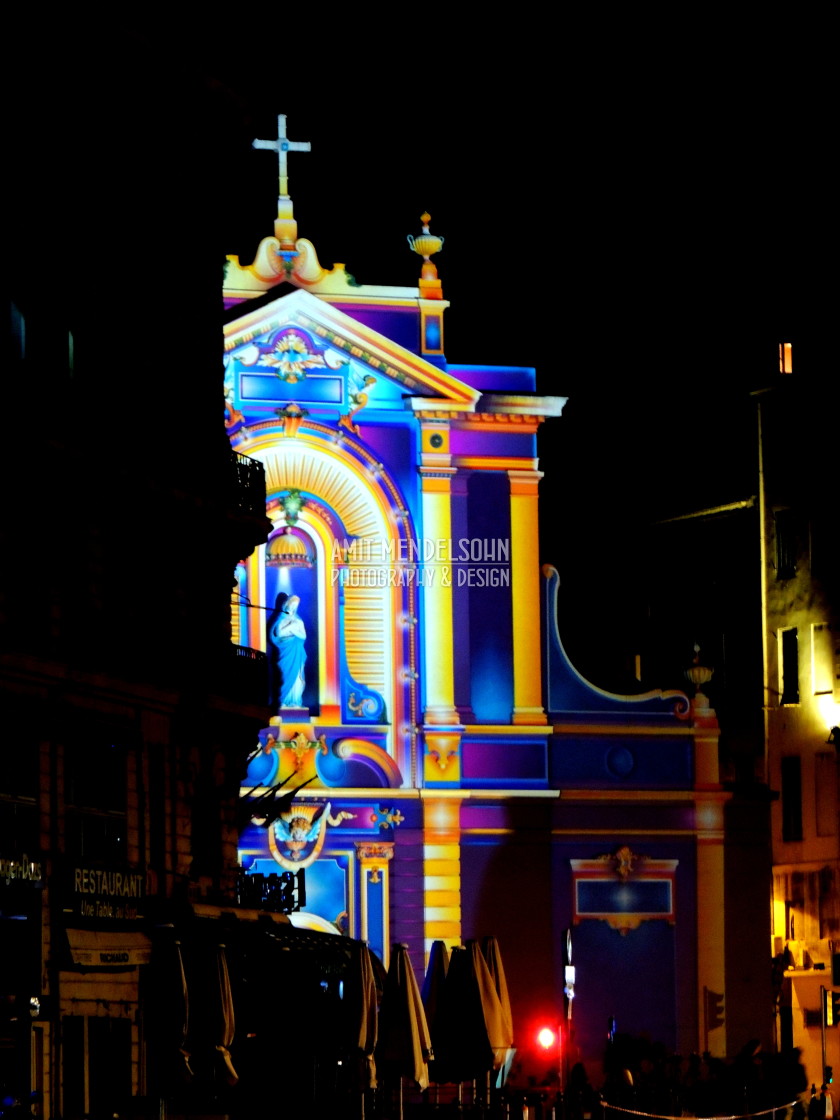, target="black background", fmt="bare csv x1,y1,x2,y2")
6,17,835,685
